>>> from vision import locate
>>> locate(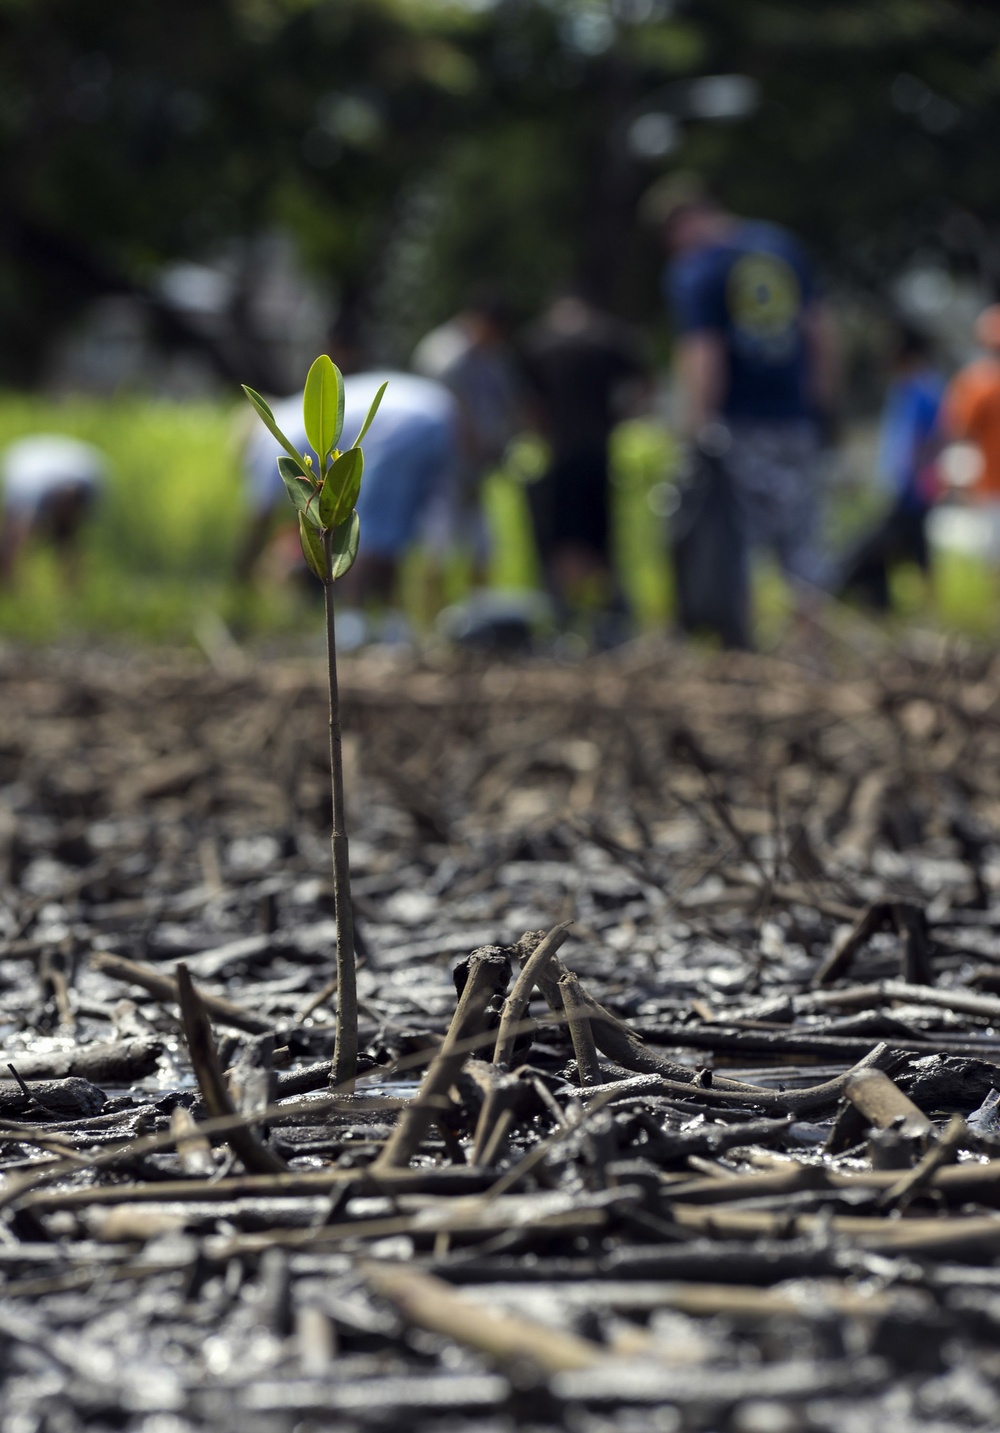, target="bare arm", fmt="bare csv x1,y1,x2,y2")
676,331,726,436
802,302,840,418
